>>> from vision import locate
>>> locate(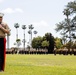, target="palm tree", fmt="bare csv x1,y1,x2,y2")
28,24,34,47
16,39,21,54
33,30,37,37
22,25,26,50
55,8,75,52
66,1,76,14
63,8,71,40
14,23,19,49
65,1,76,41
63,8,75,50
28,30,31,47
55,19,71,37
14,23,19,40
55,9,71,41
